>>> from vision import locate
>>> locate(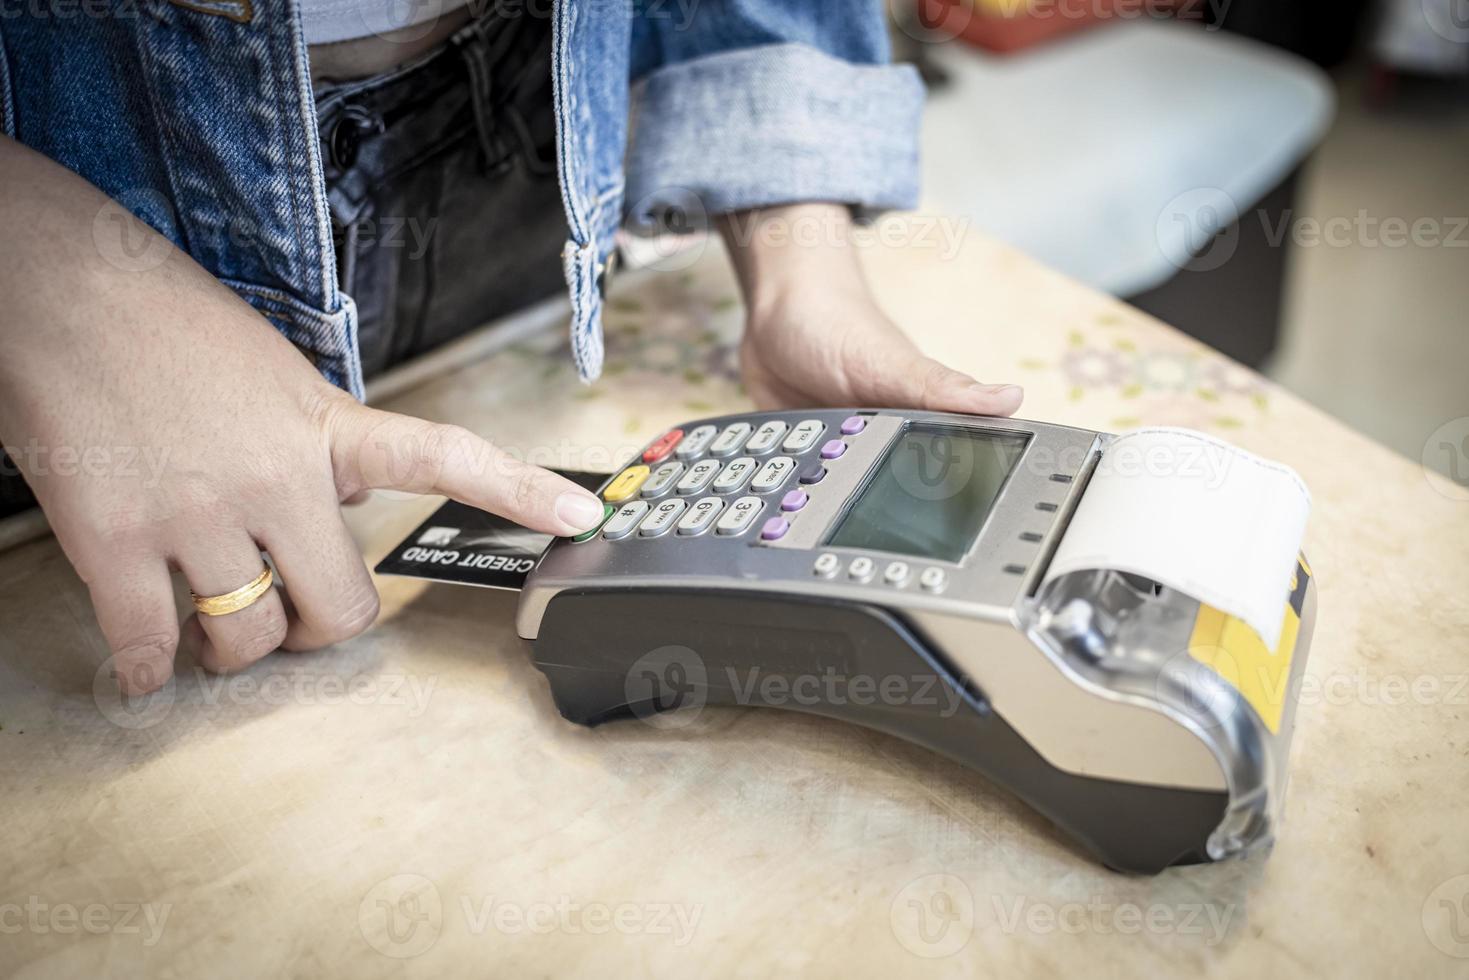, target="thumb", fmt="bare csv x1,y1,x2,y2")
331,406,607,536
862,351,1025,418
